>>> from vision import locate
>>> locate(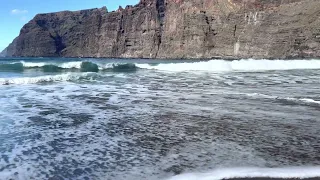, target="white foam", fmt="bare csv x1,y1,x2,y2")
13,59,320,72
19,61,119,70
8,59,320,72
300,98,320,105
59,61,82,69
0,73,97,85
136,59,320,72
103,63,115,69
166,167,320,180
246,93,320,105
20,61,47,67
108,94,119,104
246,93,278,99
19,61,83,69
